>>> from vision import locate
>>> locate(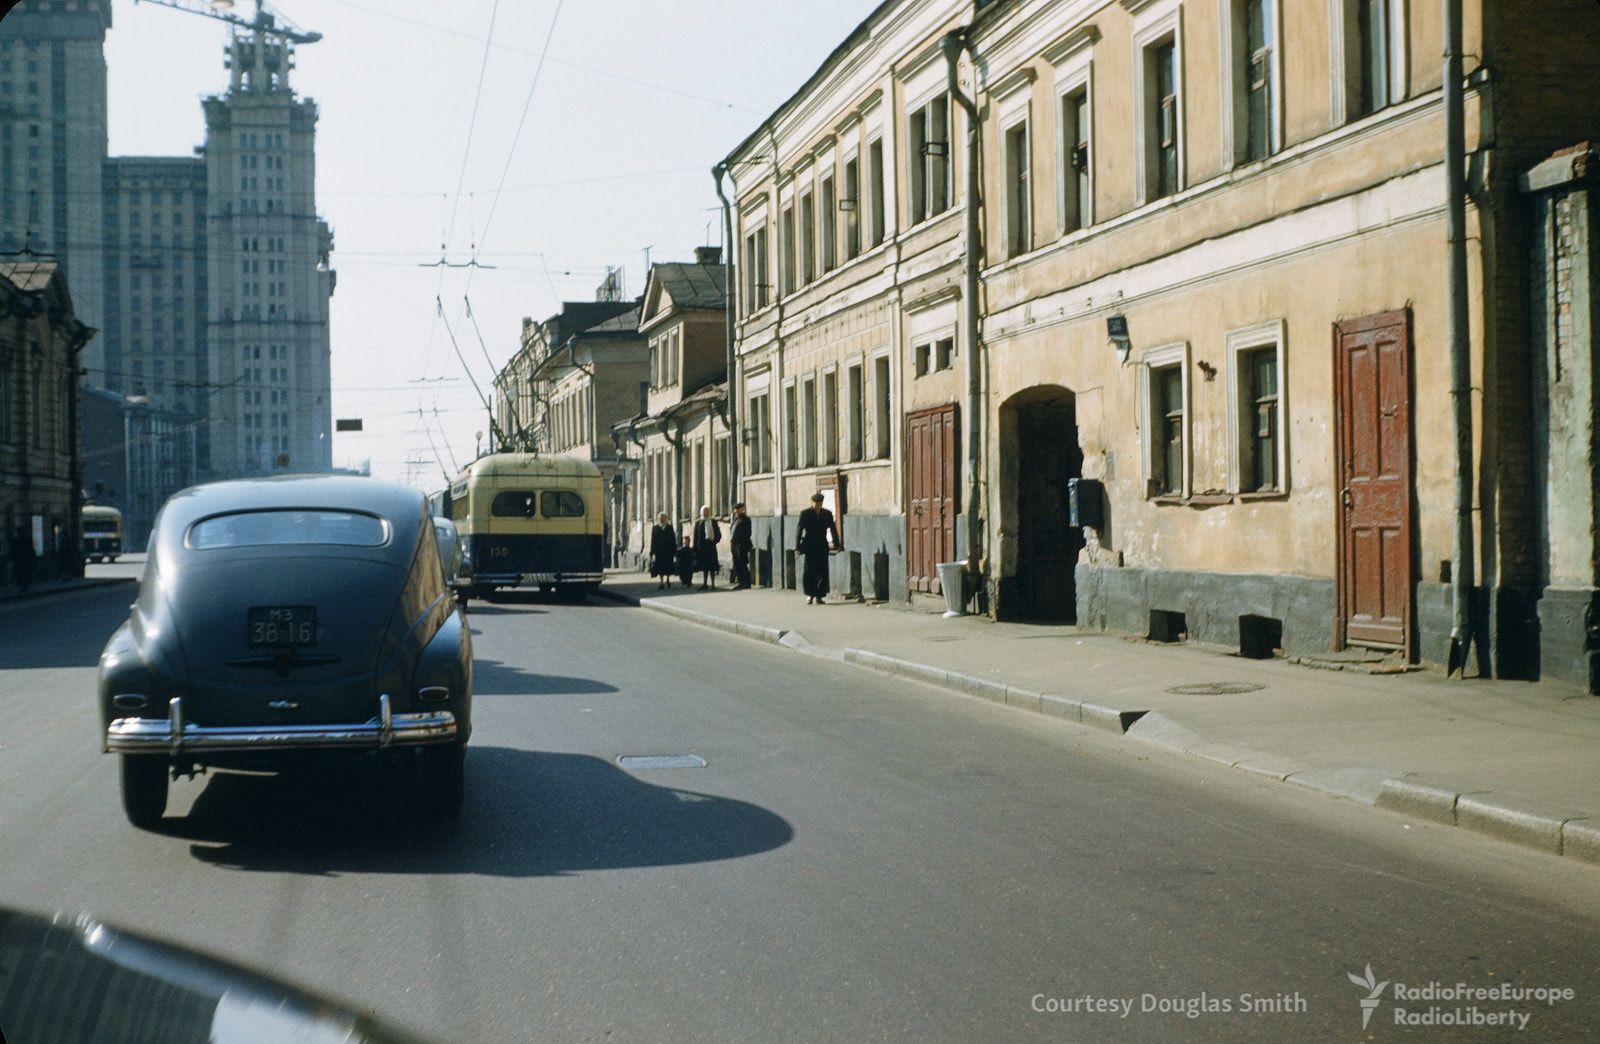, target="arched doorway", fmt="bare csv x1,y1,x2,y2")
1000,389,1083,621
